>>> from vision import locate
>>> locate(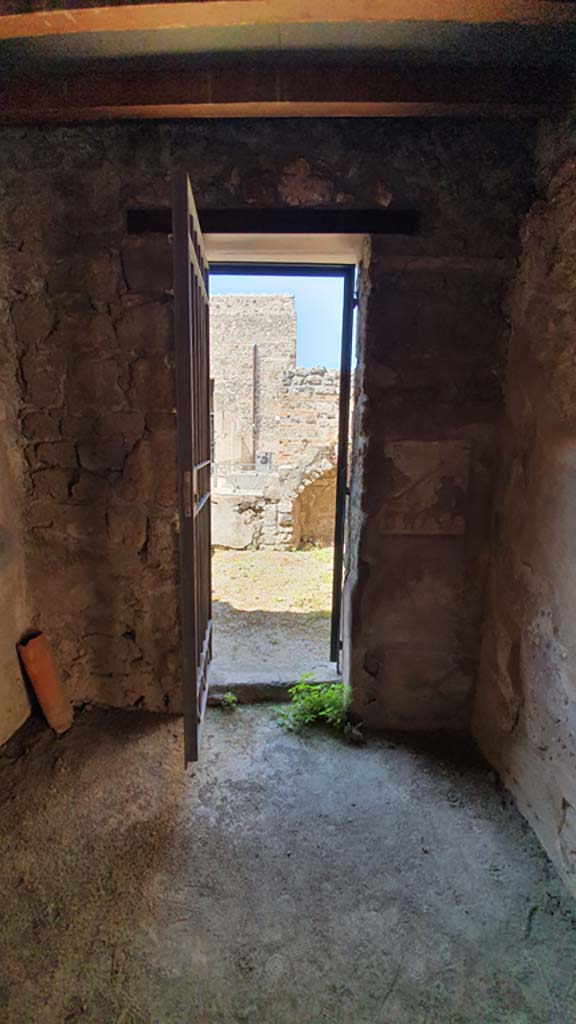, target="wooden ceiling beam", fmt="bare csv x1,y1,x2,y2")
0,1,575,41
0,64,565,122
